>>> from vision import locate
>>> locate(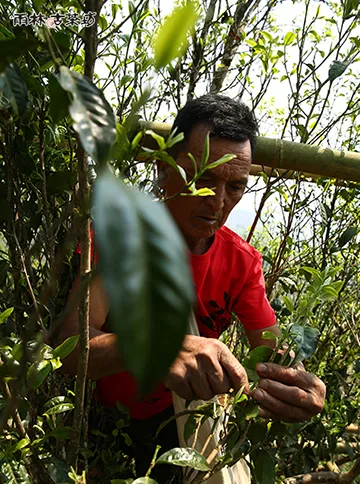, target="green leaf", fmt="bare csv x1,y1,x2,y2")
329,60,350,82
111,480,135,484
188,187,215,197
204,154,236,171
53,335,79,359
254,450,276,484
343,0,359,18
156,447,210,471
338,226,358,247
13,439,30,453
42,456,70,484
43,396,72,412
284,32,296,46
27,360,52,389
200,132,210,171
59,66,116,165
0,308,13,325
50,358,62,371
93,171,194,394
262,331,277,341
48,74,70,124
0,63,29,116
153,3,198,69
243,346,273,371
290,324,319,363
48,426,72,439
0,457,31,483
145,130,166,150
47,170,77,195
166,130,184,149
244,402,259,420
247,422,267,445
43,402,74,416
0,37,40,72
132,479,157,484
282,295,294,313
